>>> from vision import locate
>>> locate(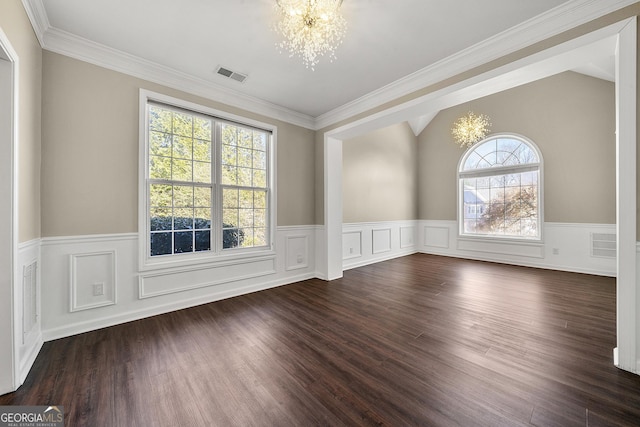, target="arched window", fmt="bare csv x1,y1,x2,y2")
458,134,542,240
